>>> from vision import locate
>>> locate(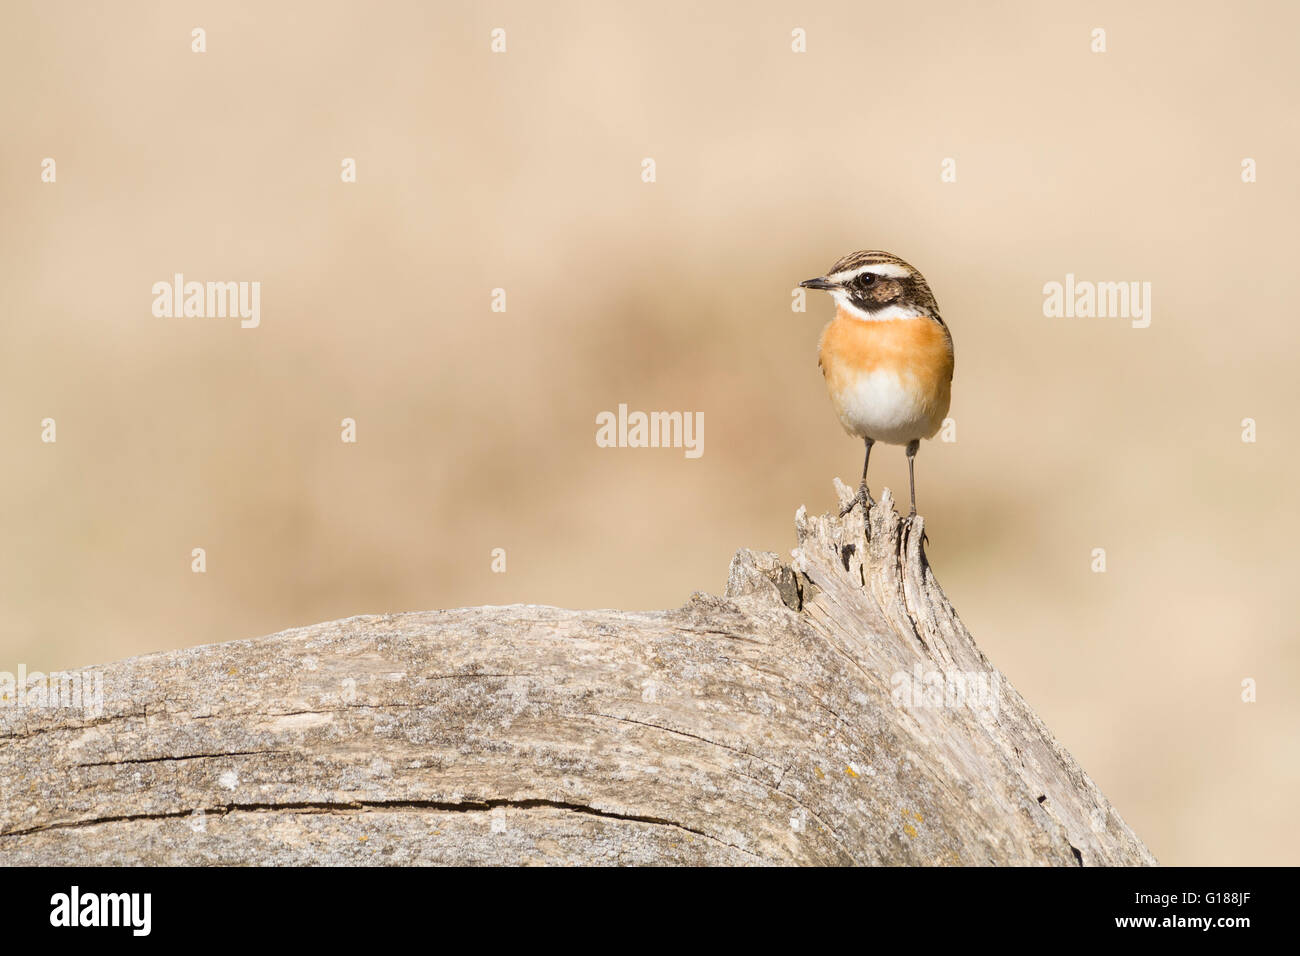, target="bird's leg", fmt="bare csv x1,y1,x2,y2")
860,437,876,506
840,437,876,516
905,439,920,517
